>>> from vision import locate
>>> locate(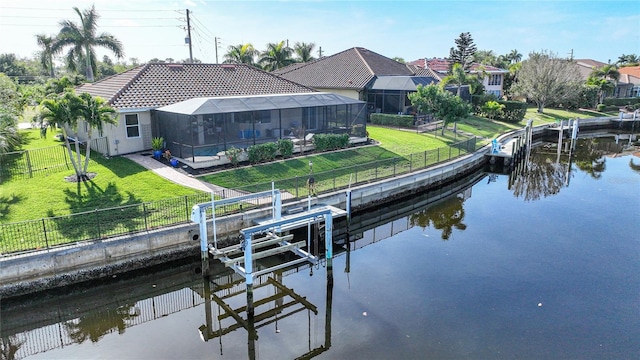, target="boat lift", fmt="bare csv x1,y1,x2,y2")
190,188,334,286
